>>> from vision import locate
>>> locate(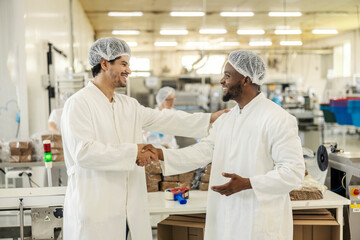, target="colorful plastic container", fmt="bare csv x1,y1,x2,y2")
320,104,336,123
330,98,353,125
348,100,360,127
